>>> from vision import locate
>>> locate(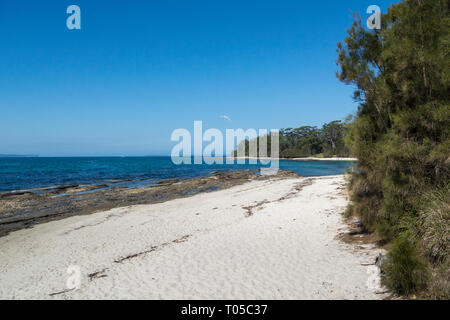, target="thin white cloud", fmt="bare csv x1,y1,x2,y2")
219,115,232,121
